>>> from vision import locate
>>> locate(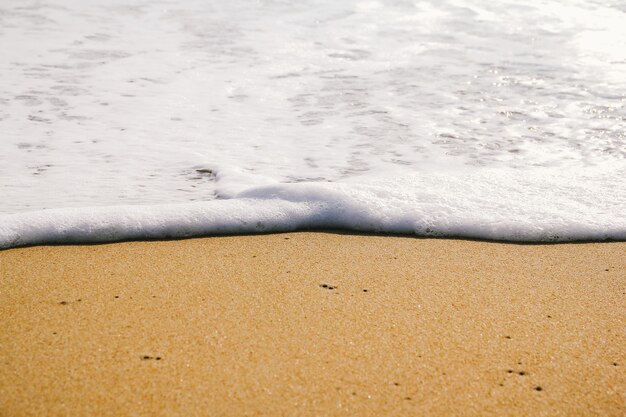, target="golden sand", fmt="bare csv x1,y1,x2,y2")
0,233,624,416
